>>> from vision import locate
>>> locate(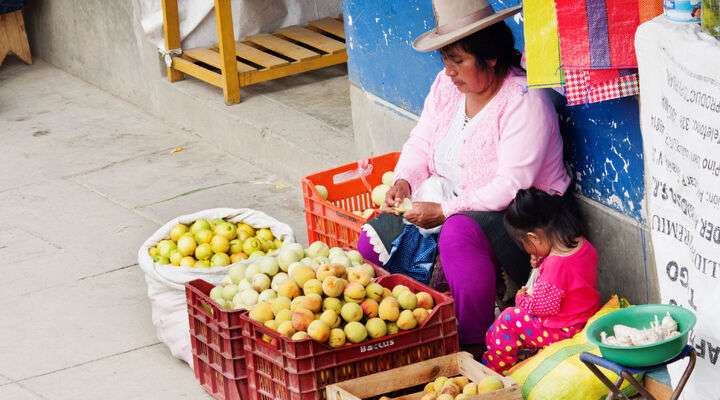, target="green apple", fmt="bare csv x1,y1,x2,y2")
256,228,274,242
180,256,196,267
169,250,183,266
273,239,283,249
243,237,262,255
214,222,237,240
157,240,177,258
169,223,188,242
148,246,159,258
190,219,211,235
194,229,213,244
237,230,252,242
195,259,210,268
249,250,265,259
195,243,213,260
211,253,231,267
315,185,329,200
209,218,225,229
260,239,274,252
229,239,243,254
157,256,171,265
177,236,197,257
237,223,256,237
210,235,230,254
